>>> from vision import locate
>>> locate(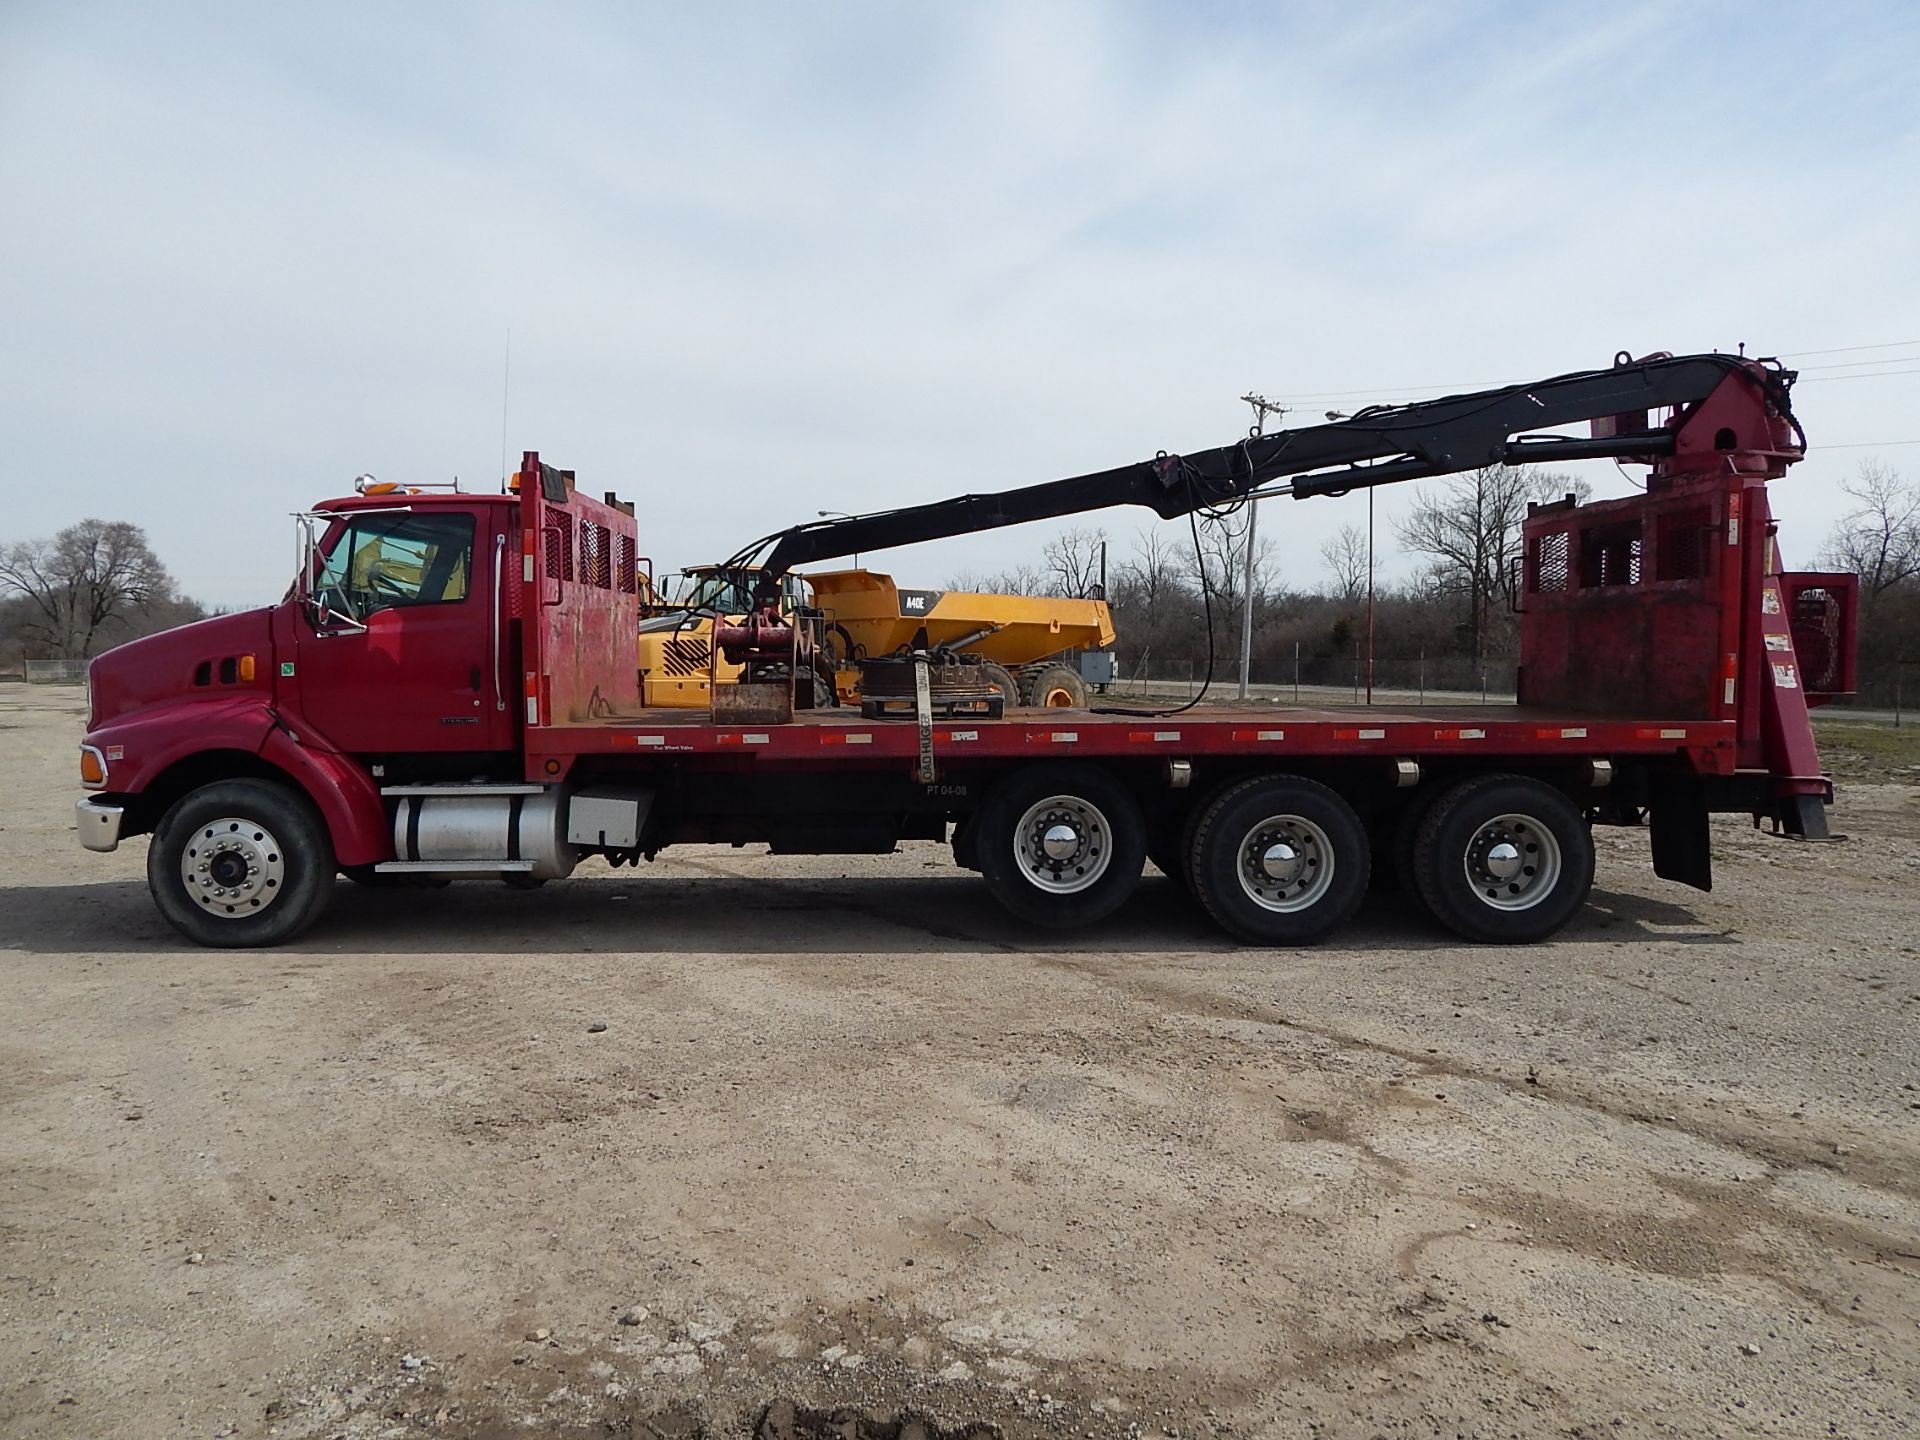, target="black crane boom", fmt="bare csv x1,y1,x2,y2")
742,352,1797,594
